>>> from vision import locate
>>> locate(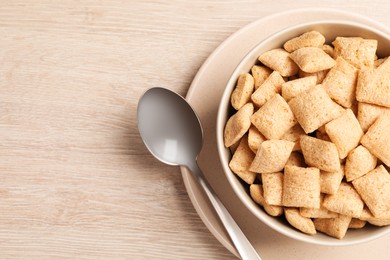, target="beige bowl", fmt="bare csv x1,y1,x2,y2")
217,20,390,246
